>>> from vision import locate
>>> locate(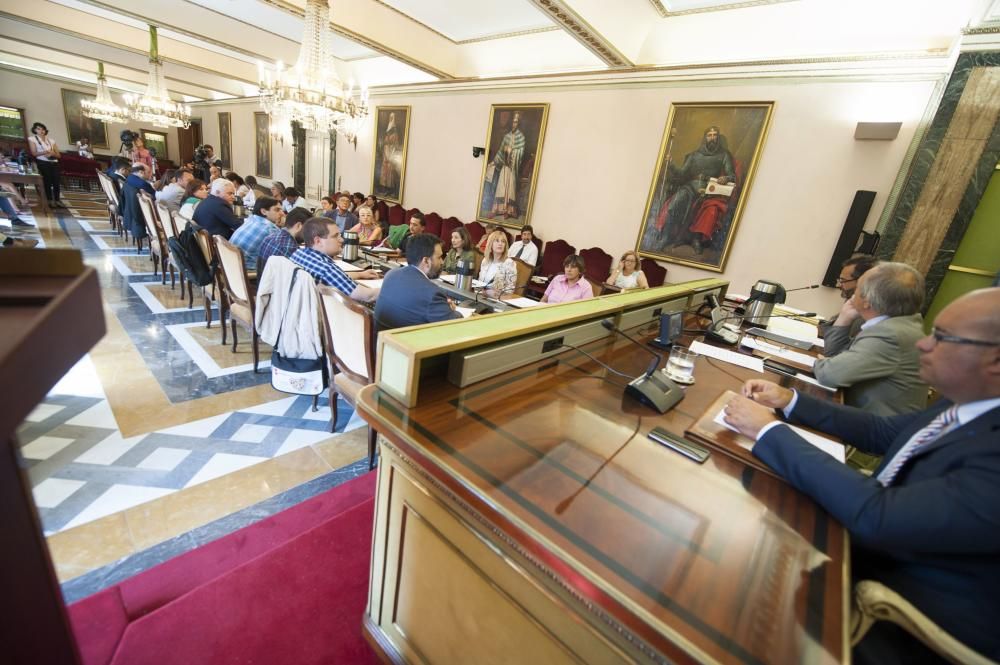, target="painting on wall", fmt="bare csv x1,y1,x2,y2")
60,89,109,149
636,102,774,272
254,112,271,179
370,106,410,205
218,112,232,169
140,129,168,162
476,103,549,228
